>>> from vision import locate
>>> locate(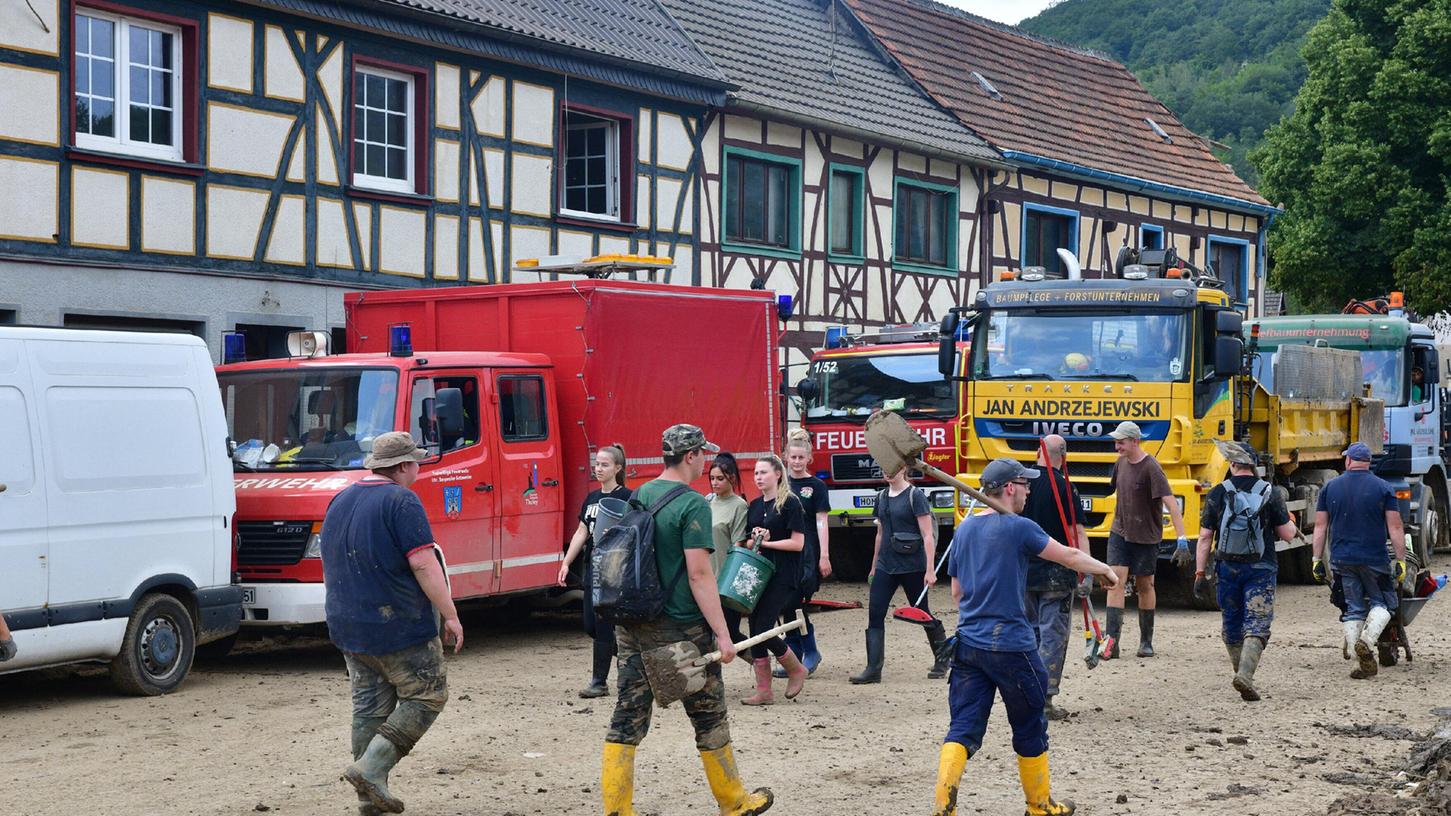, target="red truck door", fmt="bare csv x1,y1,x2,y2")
491,369,564,593
406,370,499,598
